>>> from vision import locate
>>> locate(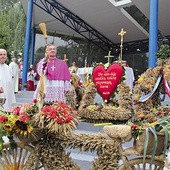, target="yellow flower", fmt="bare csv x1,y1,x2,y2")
14,120,33,136
112,106,119,110
8,115,18,124
87,105,97,111
134,93,140,100
3,123,13,131
138,76,144,83
27,125,33,133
